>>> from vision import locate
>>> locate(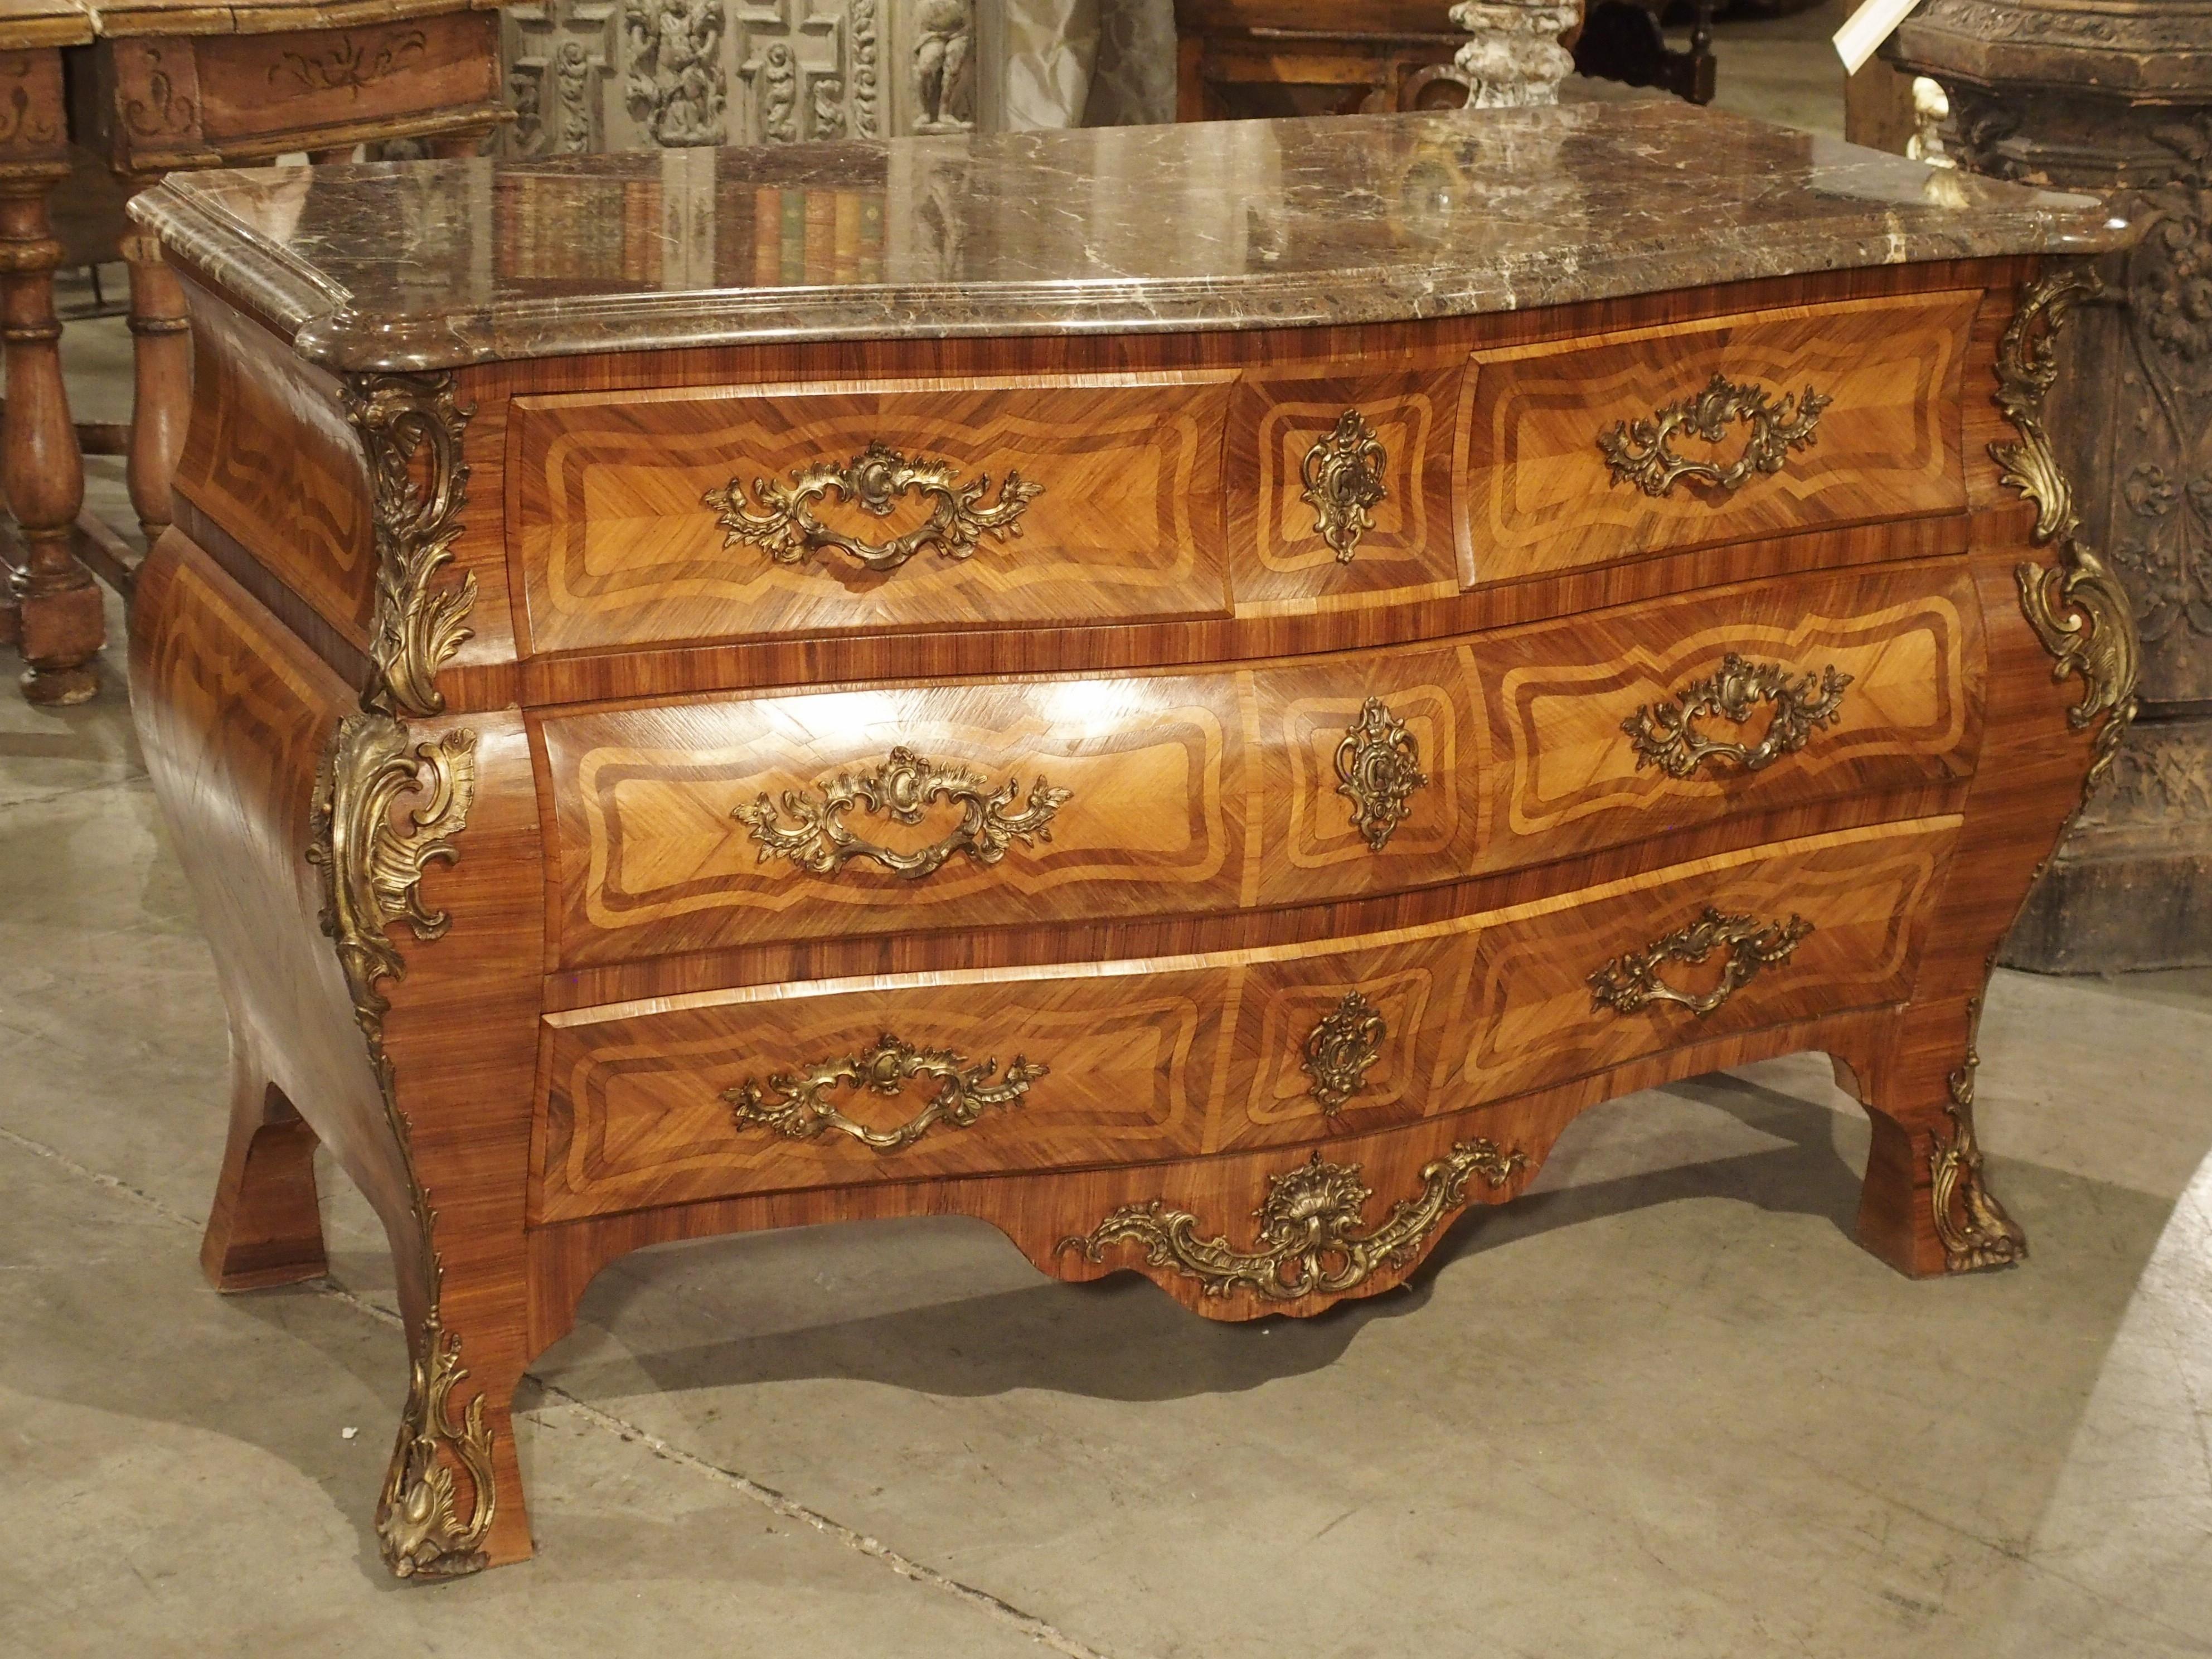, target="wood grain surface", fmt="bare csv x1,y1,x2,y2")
1462,290,1978,581
532,816,1955,1222
508,374,1235,654
534,559,1978,969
